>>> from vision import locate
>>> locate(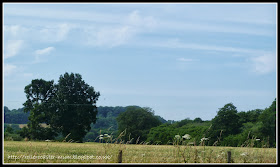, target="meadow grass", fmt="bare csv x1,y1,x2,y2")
4,141,276,164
